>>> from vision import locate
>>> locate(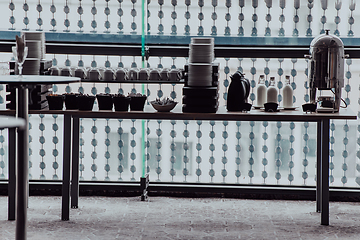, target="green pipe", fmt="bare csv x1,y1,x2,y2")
141,0,146,178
